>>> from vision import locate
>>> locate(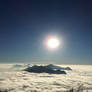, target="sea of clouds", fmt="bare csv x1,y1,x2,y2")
0,64,92,92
